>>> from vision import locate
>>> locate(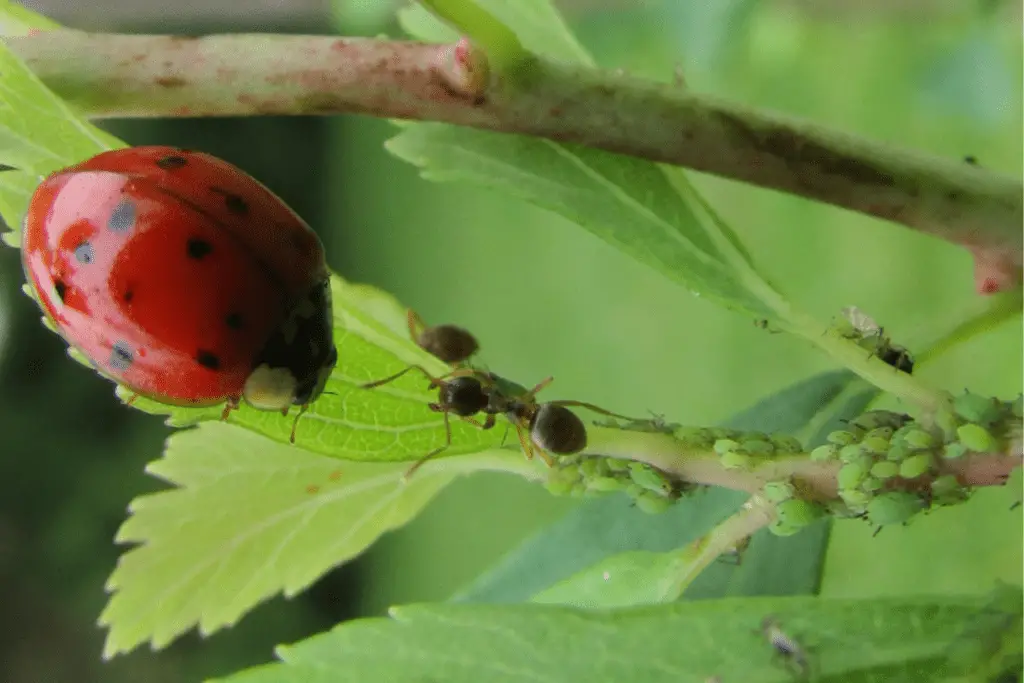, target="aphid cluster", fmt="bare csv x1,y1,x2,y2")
361,311,637,477
544,454,685,513
713,432,805,472
761,479,828,537
810,397,1019,532
836,306,915,374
